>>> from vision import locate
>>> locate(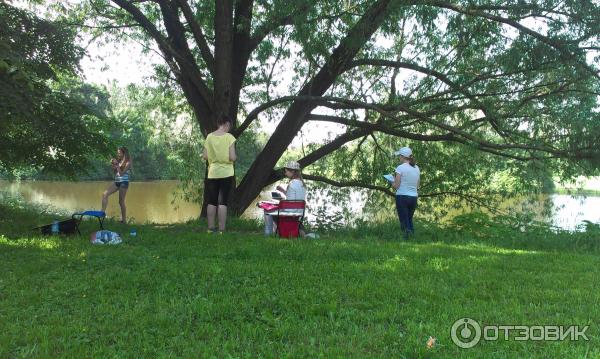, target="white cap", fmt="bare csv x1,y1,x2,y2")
284,161,301,170
394,147,413,157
